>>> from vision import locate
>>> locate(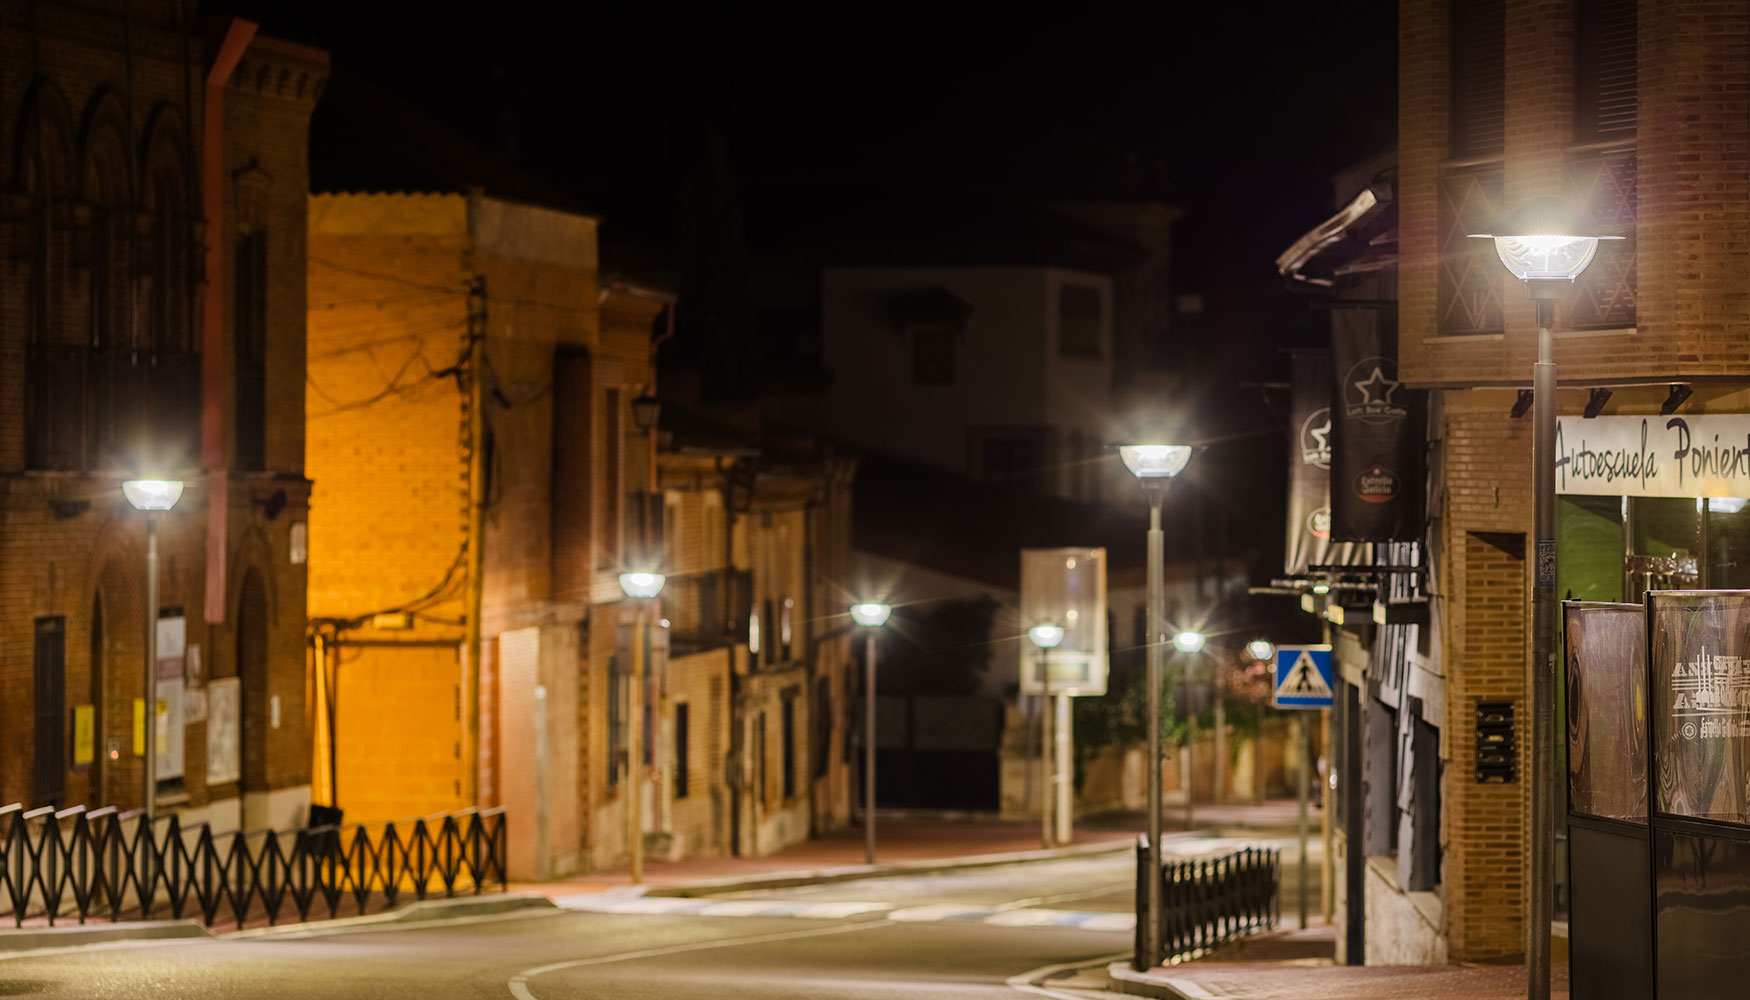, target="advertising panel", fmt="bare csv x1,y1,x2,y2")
1018,547,1108,696
1650,591,1750,824
1566,601,1647,822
